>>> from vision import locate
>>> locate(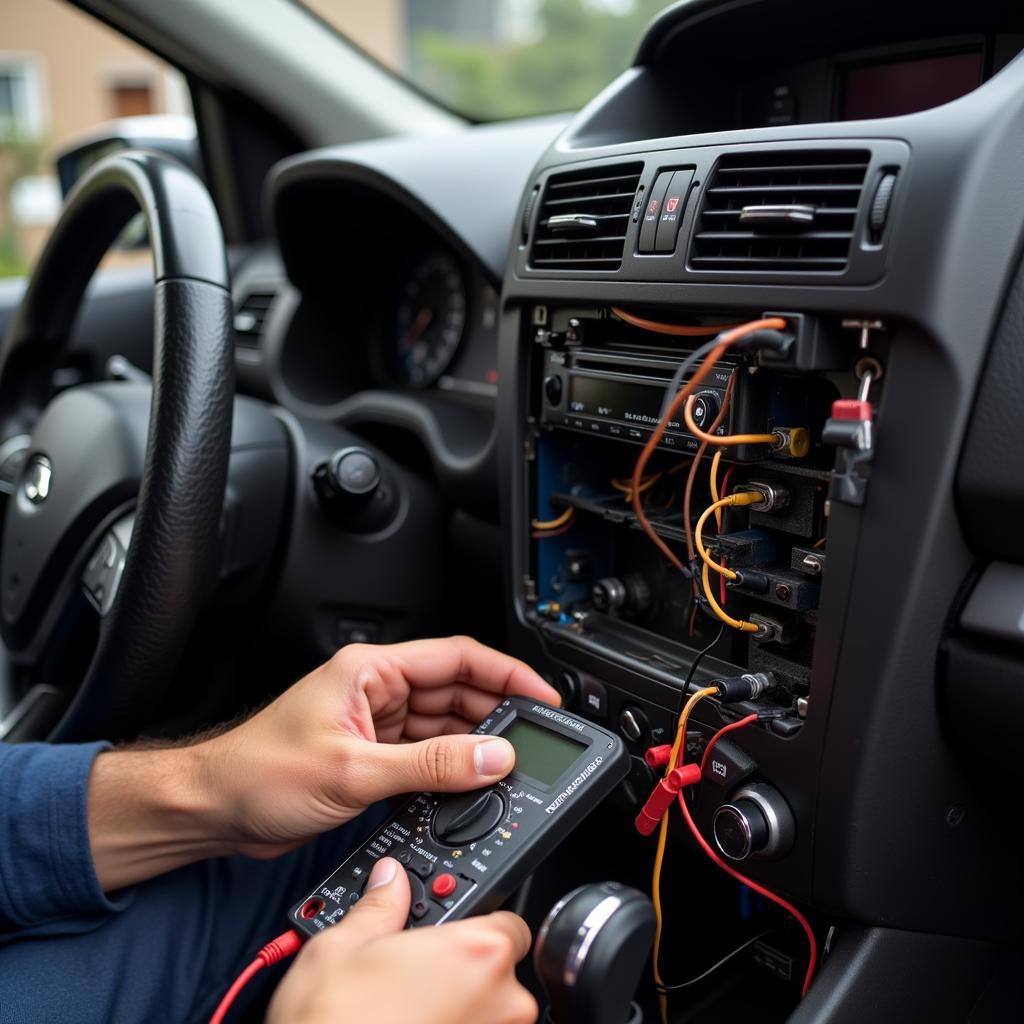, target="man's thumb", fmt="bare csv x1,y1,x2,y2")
351,734,515,803
325,857,411,951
